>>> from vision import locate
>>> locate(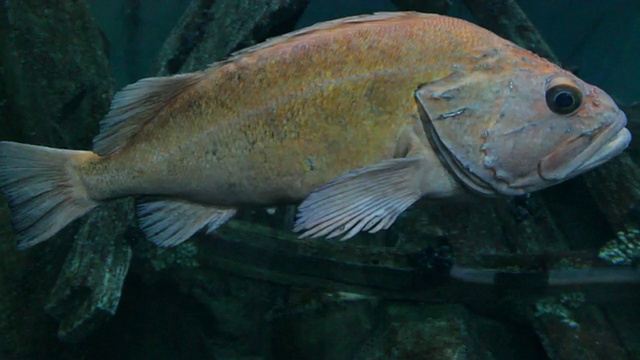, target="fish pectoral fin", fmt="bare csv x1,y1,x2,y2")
293,157,427,240
137,197,236,247
93,72,206,156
